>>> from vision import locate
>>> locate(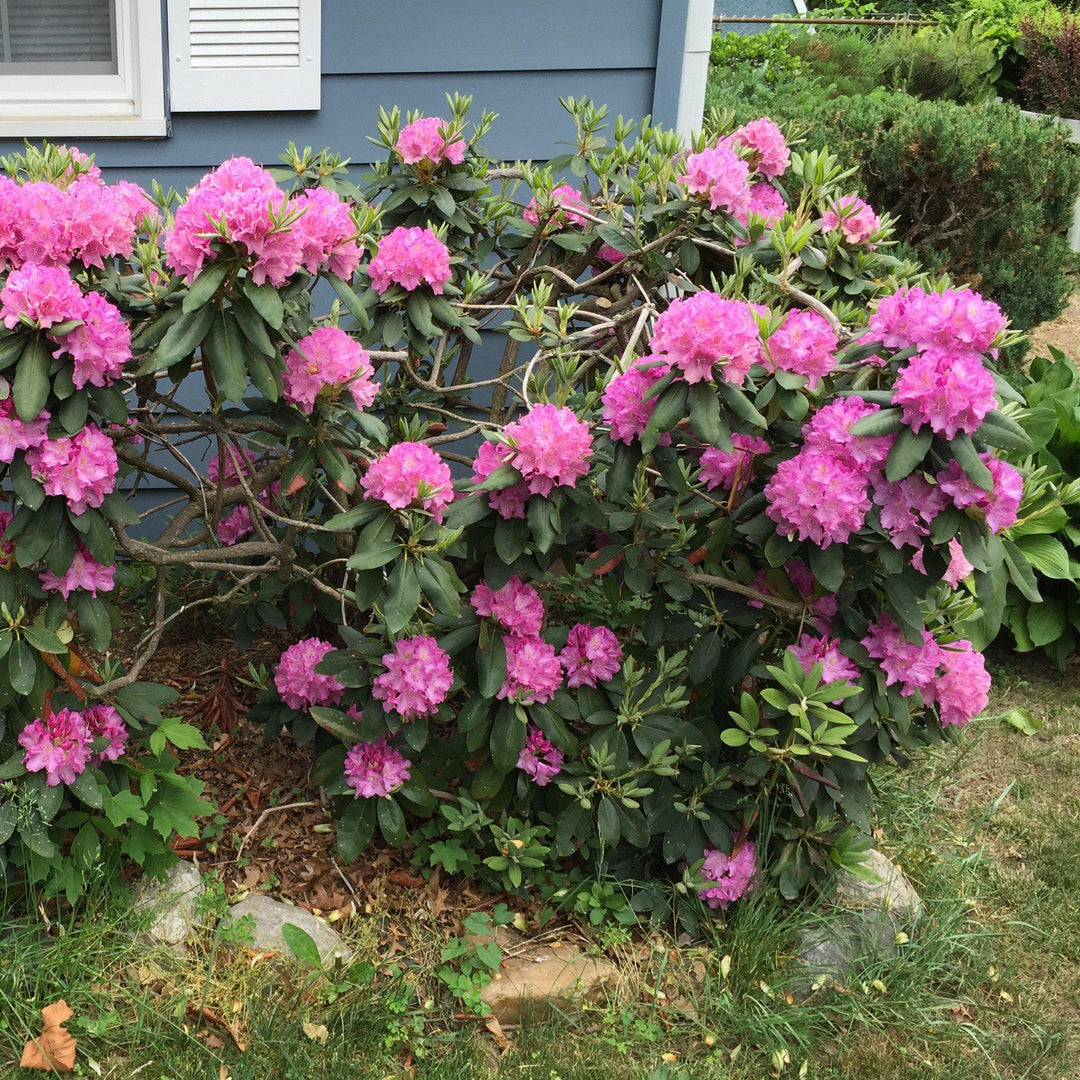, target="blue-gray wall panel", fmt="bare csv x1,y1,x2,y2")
322,0,662,75
712,0,800,33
